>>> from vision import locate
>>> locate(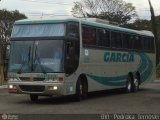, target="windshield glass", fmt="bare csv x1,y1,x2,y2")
9,40,64,73
9,41,33,73
33,40,64,72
